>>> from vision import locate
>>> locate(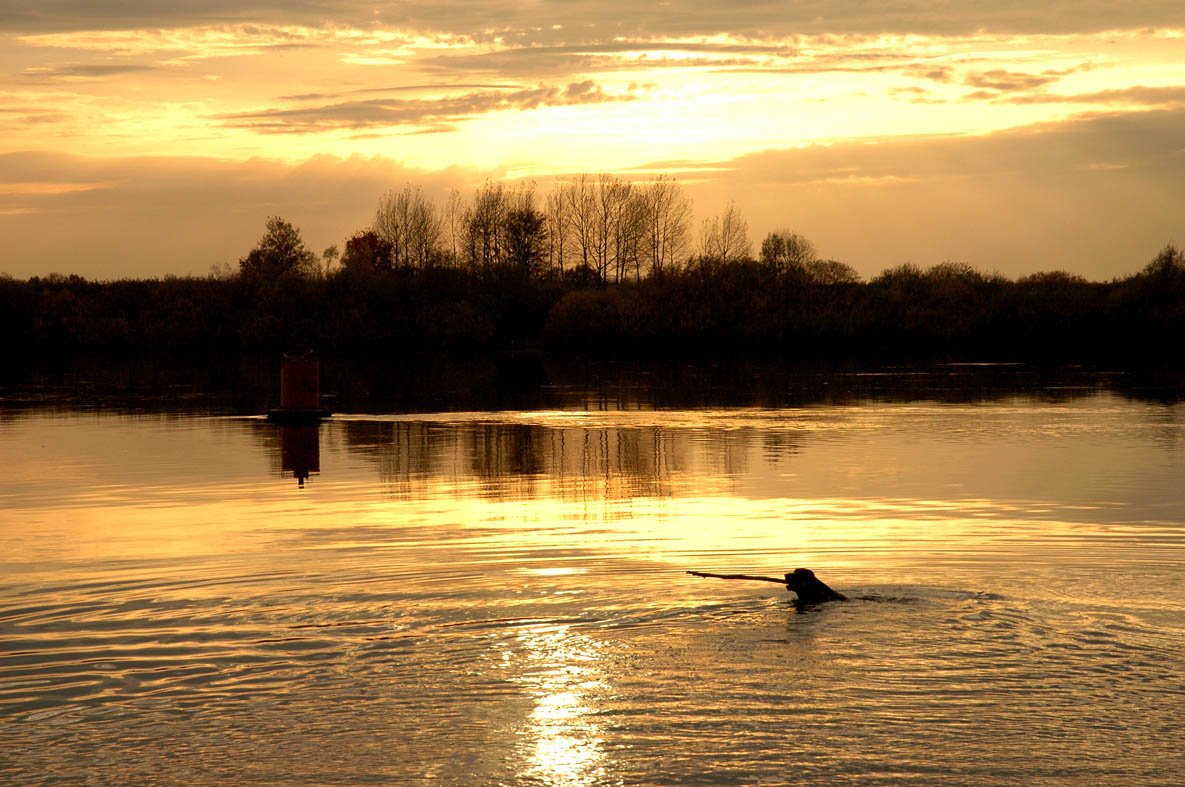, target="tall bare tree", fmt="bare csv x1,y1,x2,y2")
598,175,635,282
544,187,569,277
375,185,441,268
443,188,465,267
463,181,506,270
616,189,648,282
557,173,597,275
699,201,751,263
639,176,691,276
551,173,650,282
